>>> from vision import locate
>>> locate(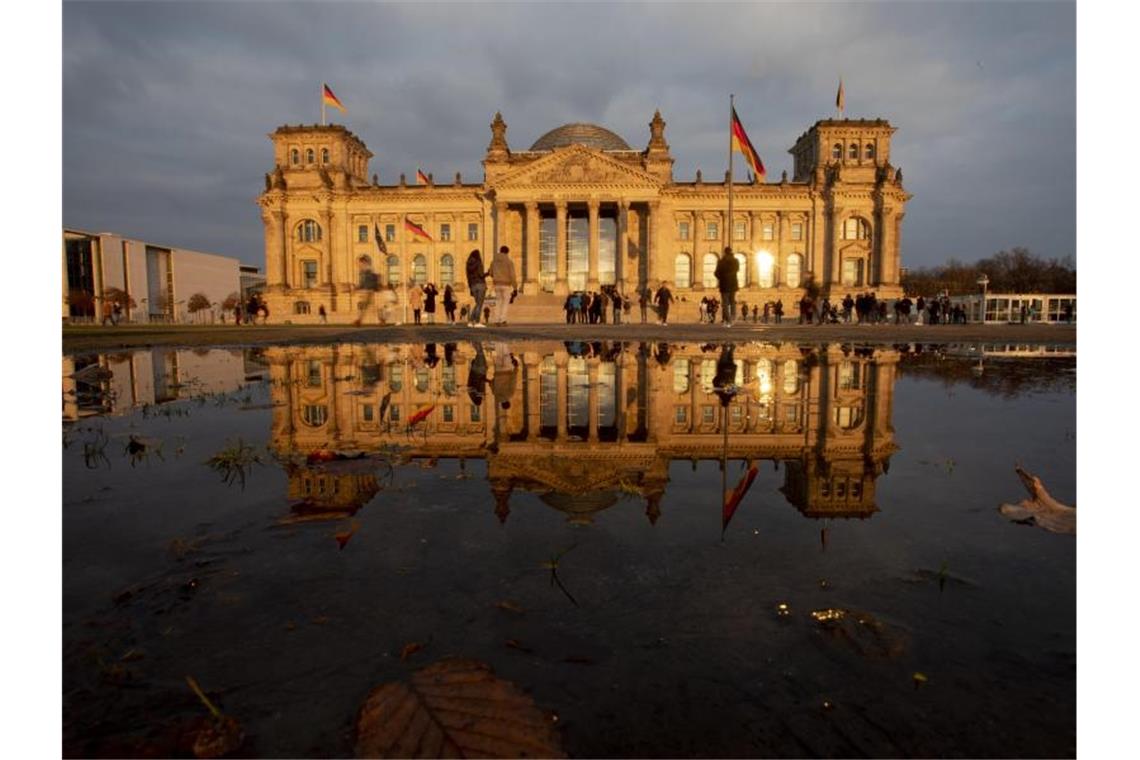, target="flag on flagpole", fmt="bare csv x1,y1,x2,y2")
405,218,433,242
374,224,388,255
836,78,845,114
323,84,347,113
416,169,429,185
730,108,766,181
